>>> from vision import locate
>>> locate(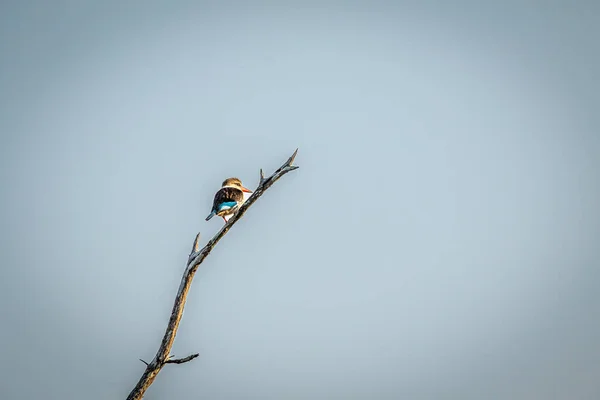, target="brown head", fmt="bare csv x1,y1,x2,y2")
221,177,252,193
